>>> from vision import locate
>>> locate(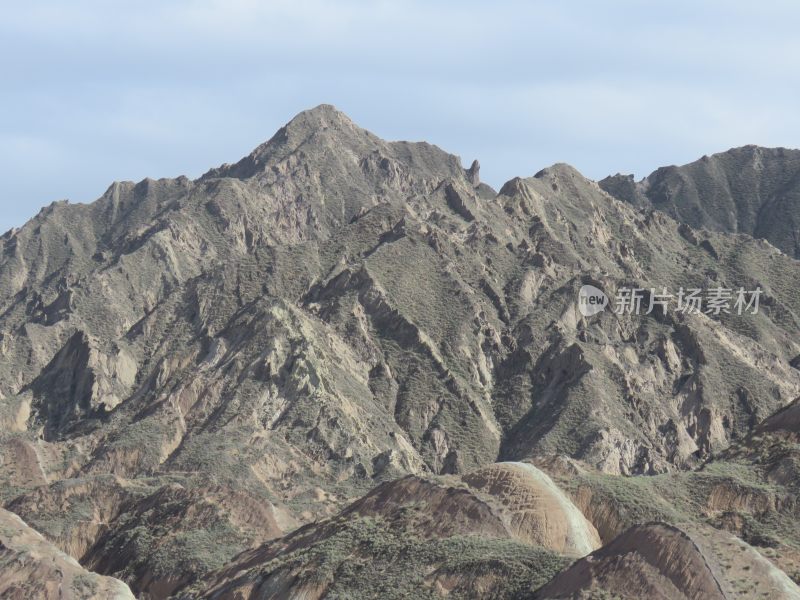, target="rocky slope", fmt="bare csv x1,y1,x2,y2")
185,398,800,599
181,463,588,599
600,145,800,258
533,522,800,600
0,105,799,598
0,508,134,599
